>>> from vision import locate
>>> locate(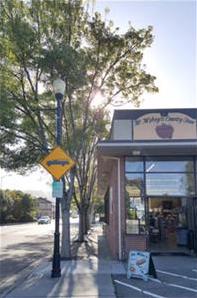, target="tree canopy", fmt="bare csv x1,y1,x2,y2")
0,0,158,256
0,189,37,223
0,0,158,169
